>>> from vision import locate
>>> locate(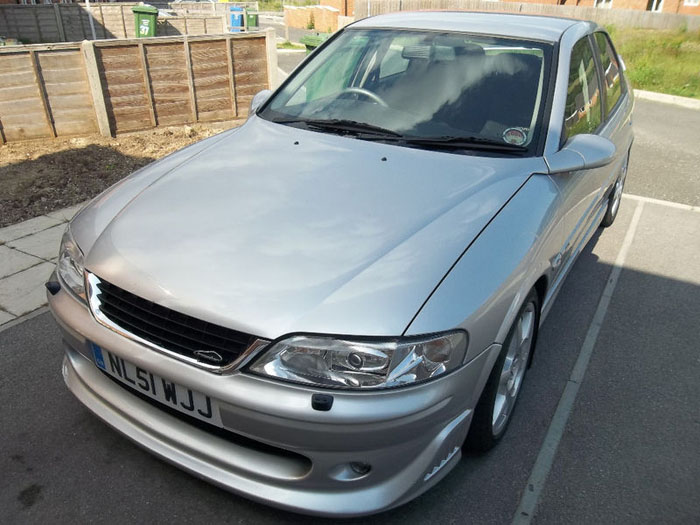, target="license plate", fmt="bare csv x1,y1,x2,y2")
90,342,222,427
